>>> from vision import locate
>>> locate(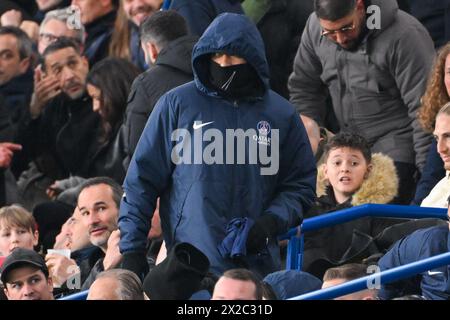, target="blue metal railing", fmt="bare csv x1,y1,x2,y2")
280,204,447,271
58,290,89,300
60,205,447,300
290,251,450,300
